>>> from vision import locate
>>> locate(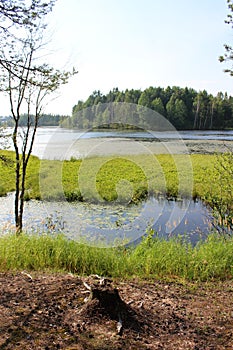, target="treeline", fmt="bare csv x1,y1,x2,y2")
68,86,233,130
0,114,68,127
1,86,232,130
